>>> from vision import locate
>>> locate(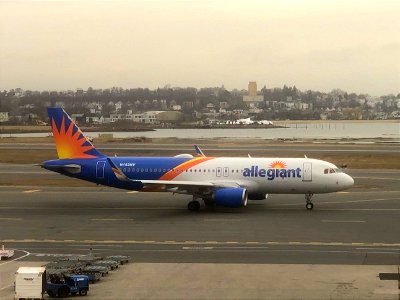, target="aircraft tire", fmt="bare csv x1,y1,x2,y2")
188,200,201,211
306,203,314,210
